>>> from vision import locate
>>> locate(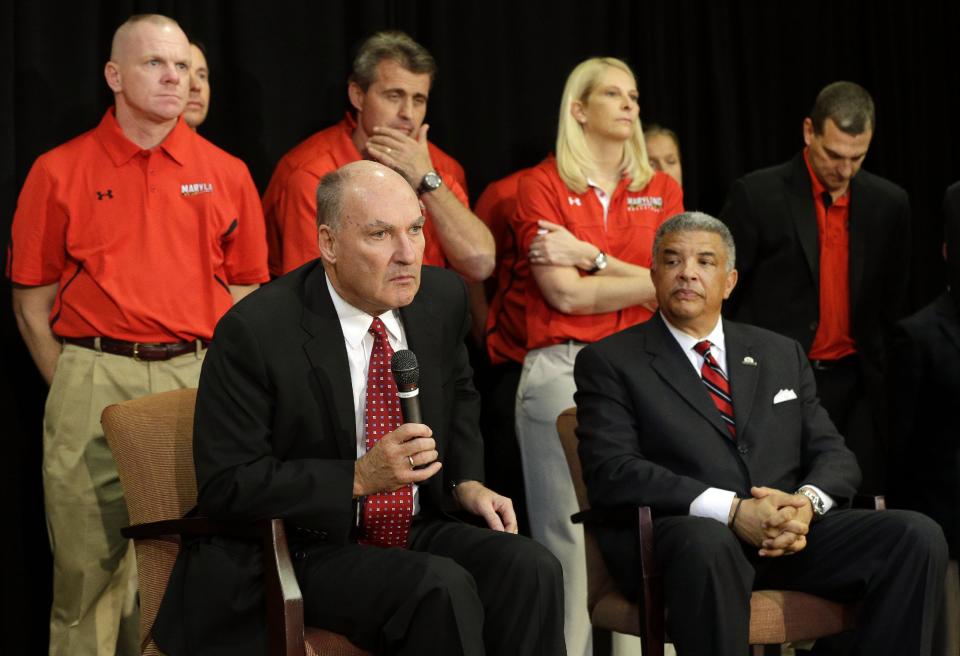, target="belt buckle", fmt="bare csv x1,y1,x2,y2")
132,342,141,361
